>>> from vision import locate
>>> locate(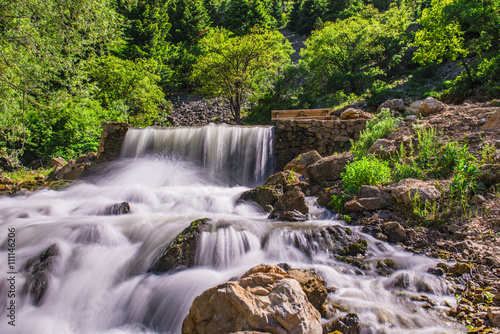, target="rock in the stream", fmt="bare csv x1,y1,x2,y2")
323,313,360,334
240,186,283,212
23,244,60,304
272,186,309,220
148,218,211,273
181,264,322,334
103,202,130,215
239,171,309,221
283,151,322,180
286,269,328,314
